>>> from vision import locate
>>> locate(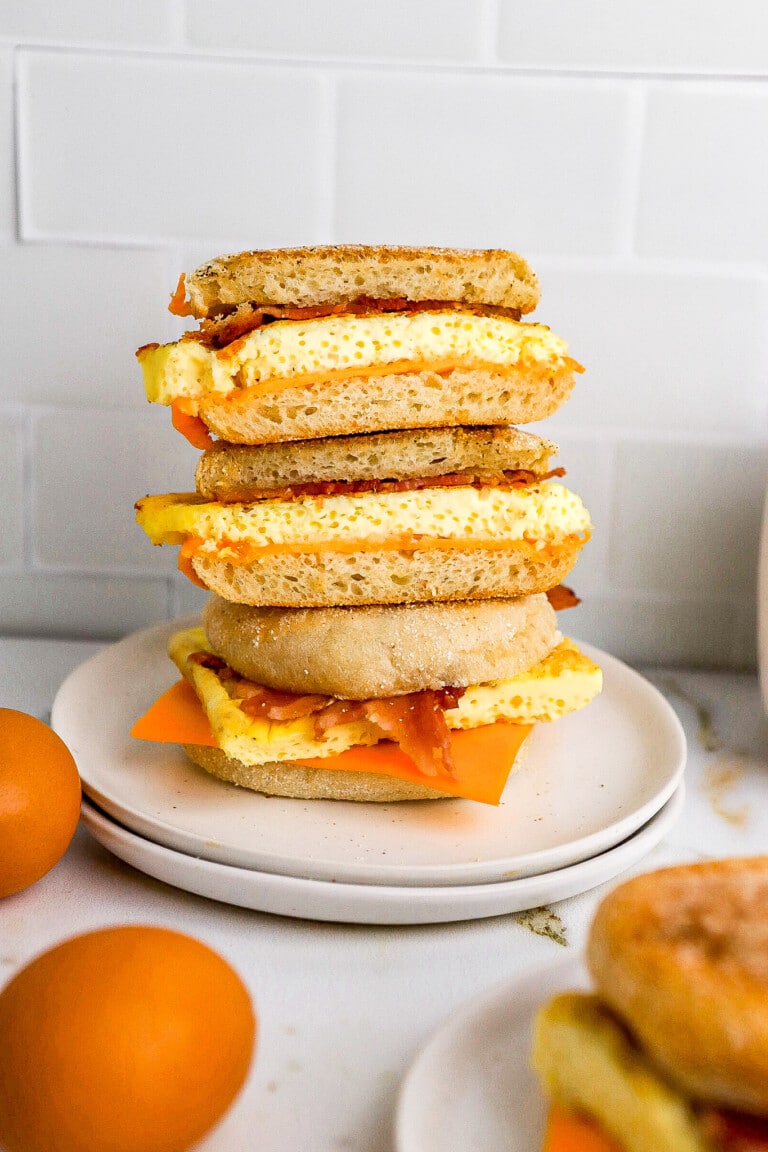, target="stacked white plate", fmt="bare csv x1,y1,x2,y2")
52,619,686,925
